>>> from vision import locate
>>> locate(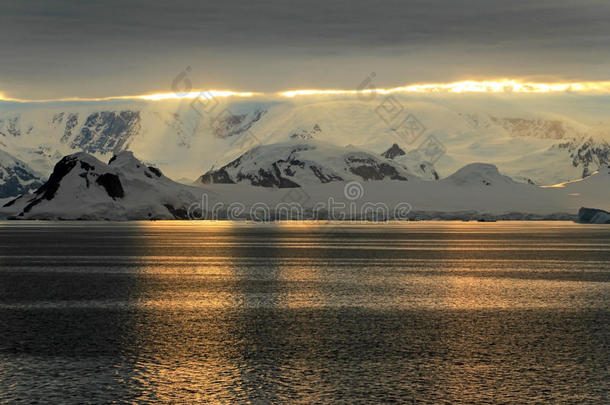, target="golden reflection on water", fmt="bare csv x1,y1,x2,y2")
3,221,603,402
120,223,328,403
